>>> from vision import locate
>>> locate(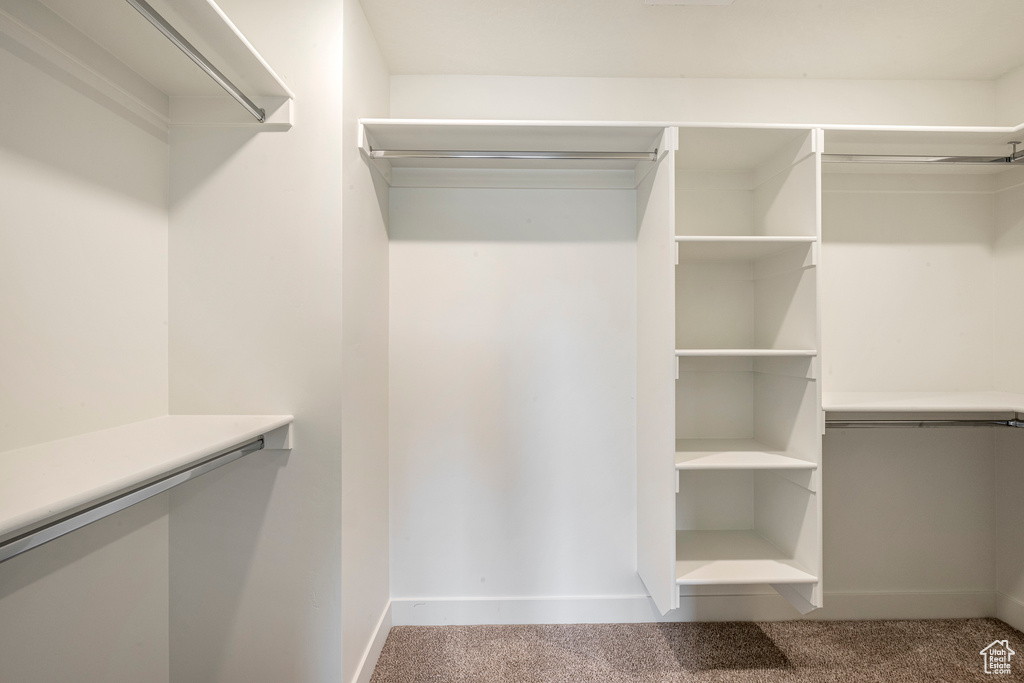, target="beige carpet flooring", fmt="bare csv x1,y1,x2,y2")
371,618,1024,682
